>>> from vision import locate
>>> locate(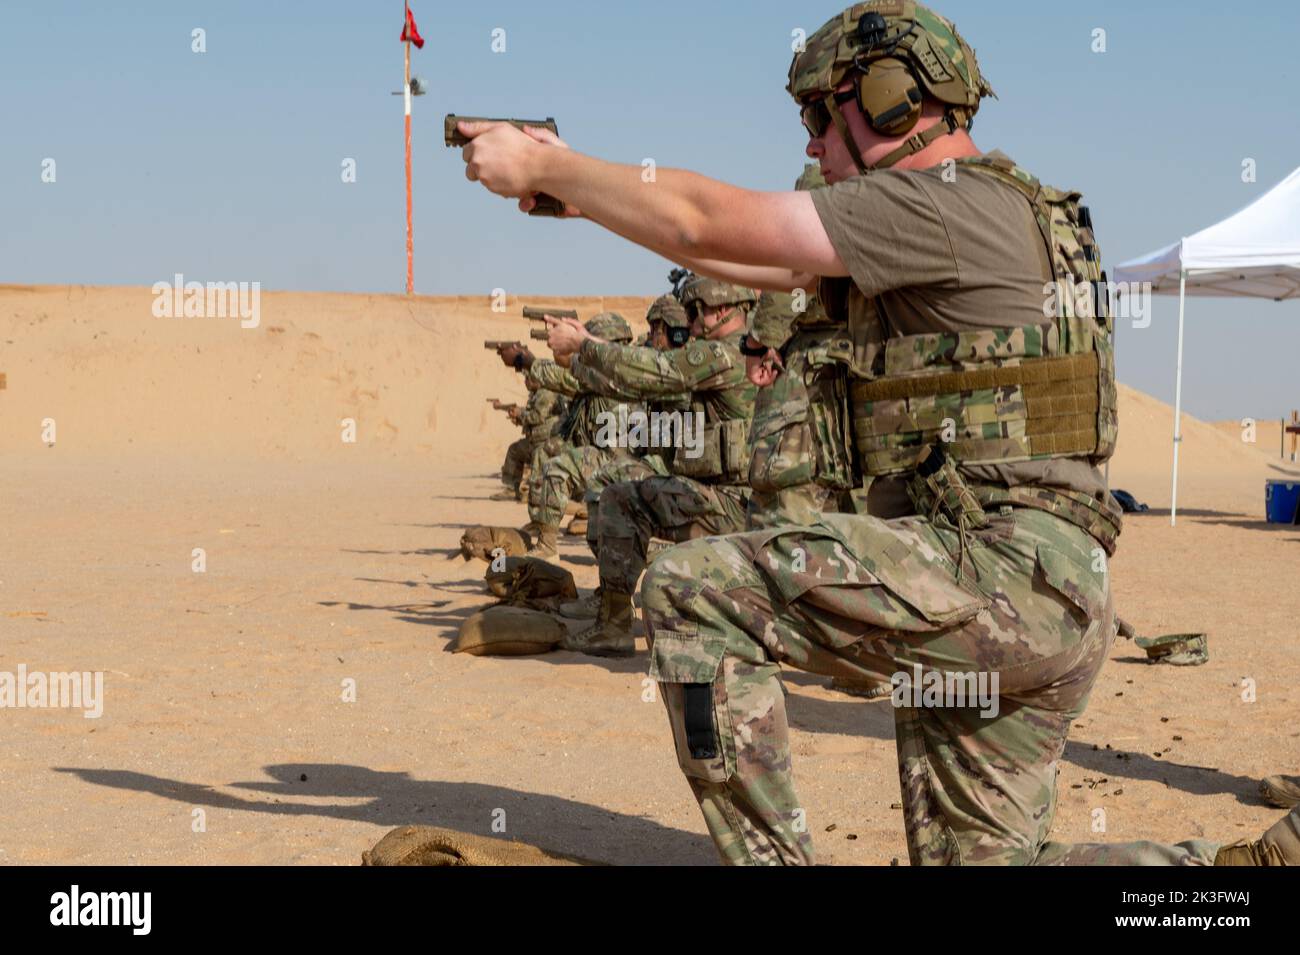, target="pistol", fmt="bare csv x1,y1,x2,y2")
484,340,524,351
445,115,567,217
523,307,579,322
529,329,550,341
